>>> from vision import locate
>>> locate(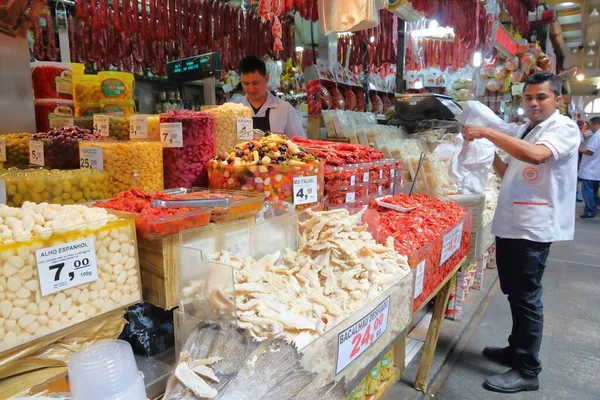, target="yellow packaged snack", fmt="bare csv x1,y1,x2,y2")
100,99,135,117
347,377,366,400
98,71,135,100
380,348,395,381
73,74,102,104
365,363,382,396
